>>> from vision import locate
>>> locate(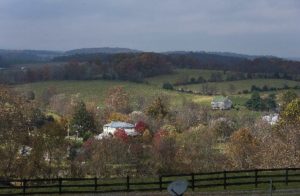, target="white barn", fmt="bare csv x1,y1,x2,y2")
211,96,232,110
